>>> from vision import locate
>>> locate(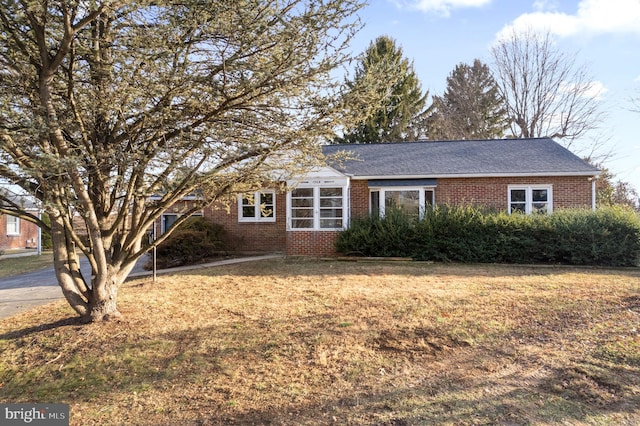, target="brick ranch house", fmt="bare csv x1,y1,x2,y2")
0,188,40,252
160,137,600,257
